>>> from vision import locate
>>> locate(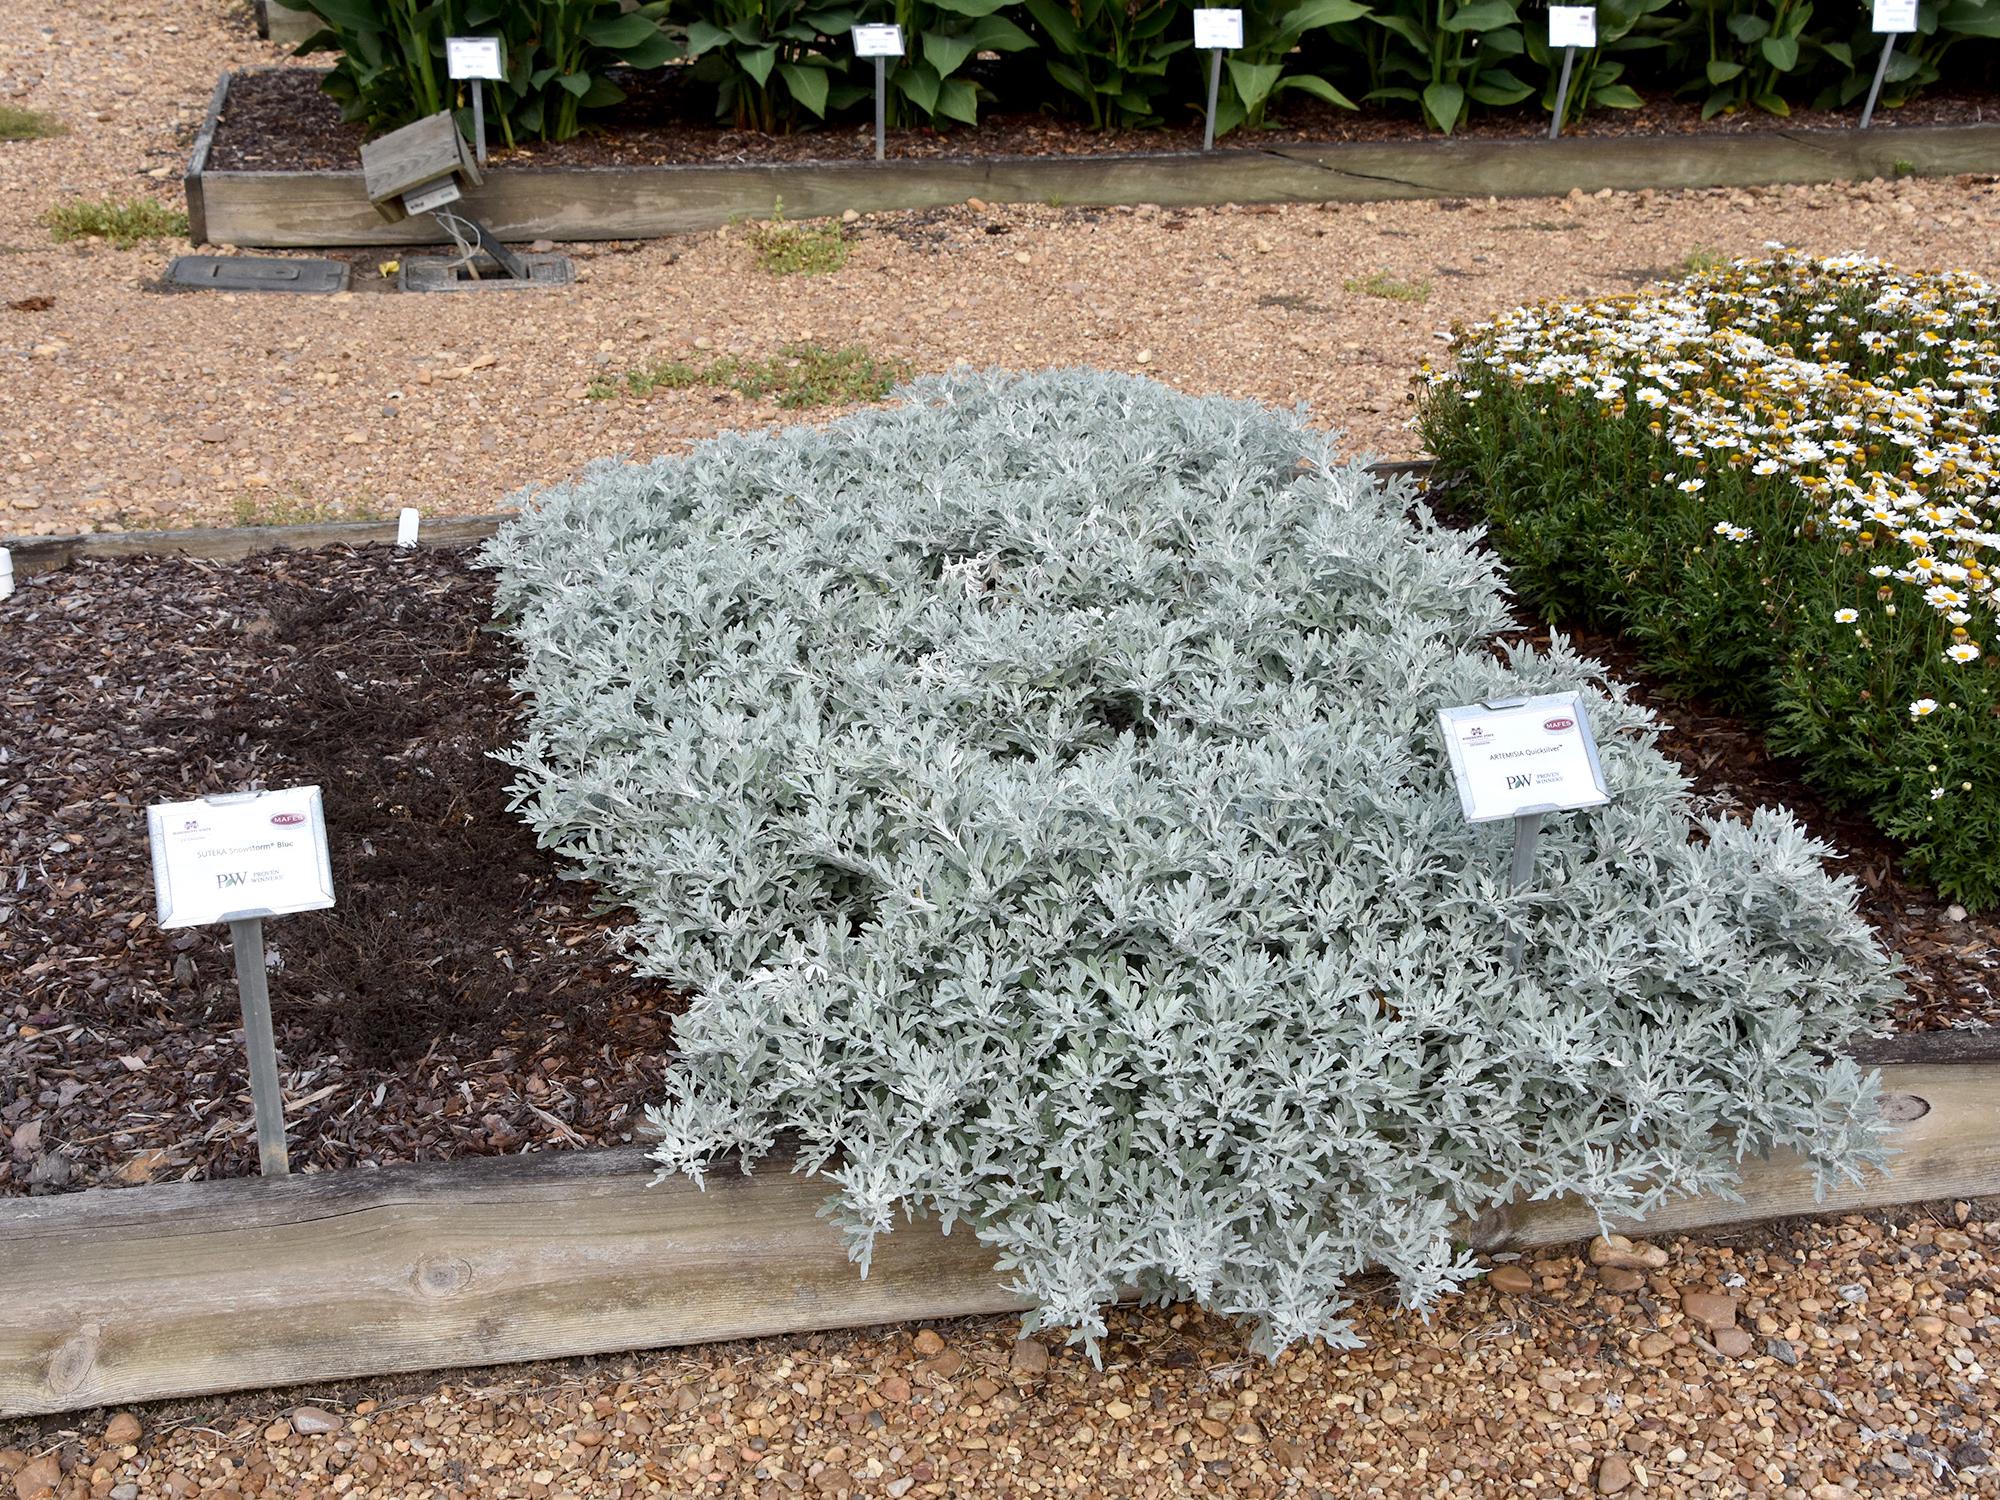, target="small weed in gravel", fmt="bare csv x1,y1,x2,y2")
1682,245,1729,274
592,343,910,409
1344,270,1430,303
228,494,391,528
43,196,188,249
747,200,850,275
0,104,64,140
